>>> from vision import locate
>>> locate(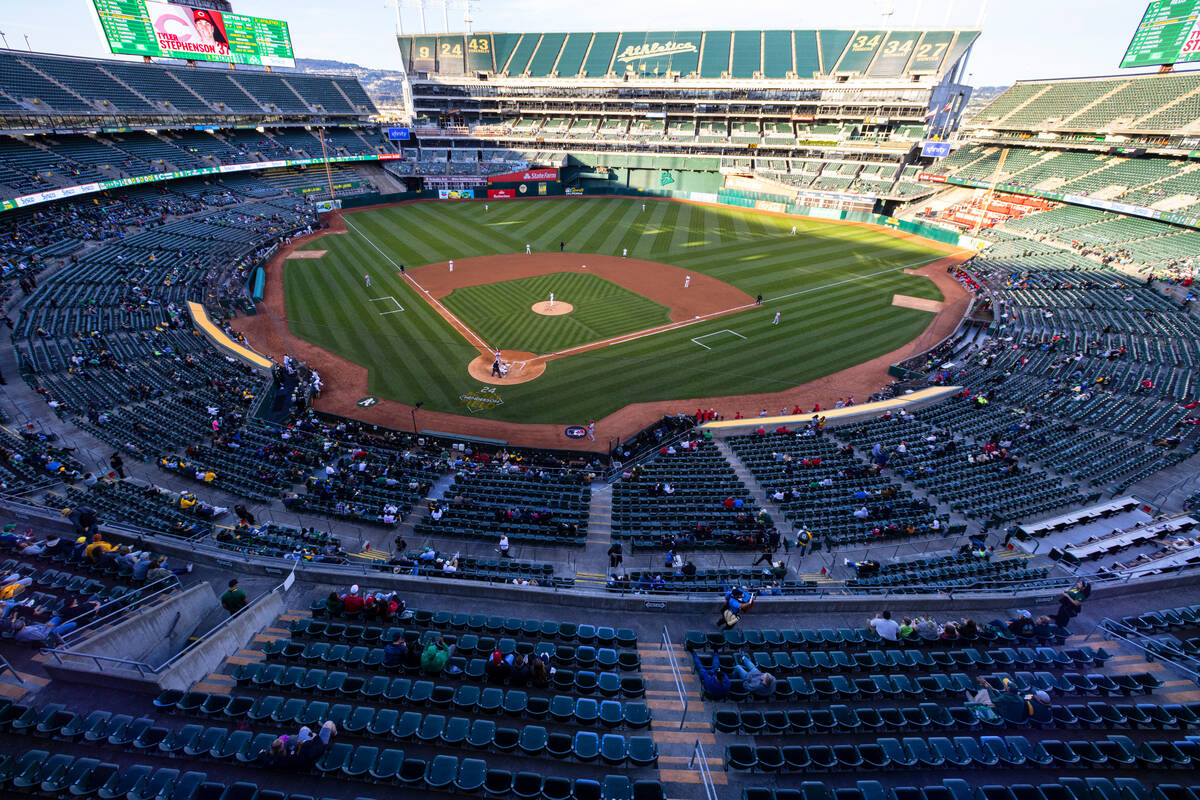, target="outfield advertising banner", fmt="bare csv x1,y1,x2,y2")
487,168,559,184
918,173,947,183
438,189,475,199
487,189,515,199
0,154,378,213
